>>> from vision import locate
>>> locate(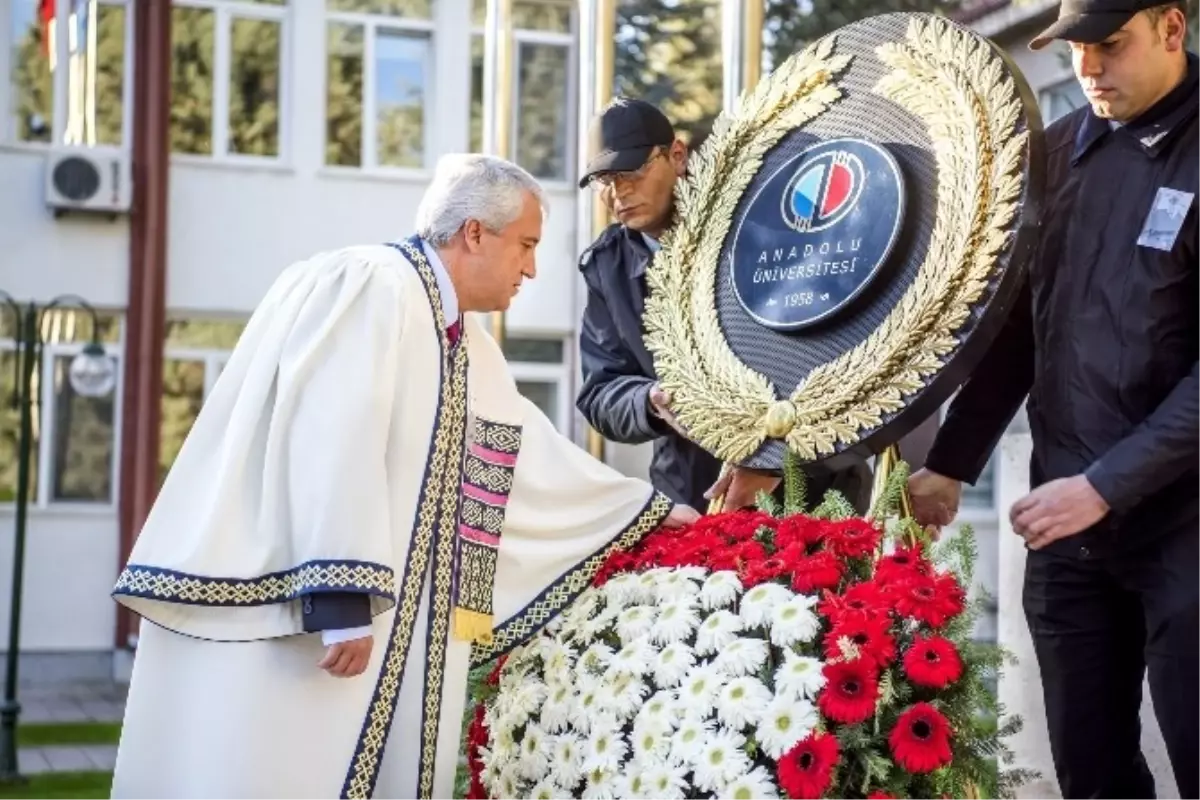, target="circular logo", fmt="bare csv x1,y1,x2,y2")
729,138,906,331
